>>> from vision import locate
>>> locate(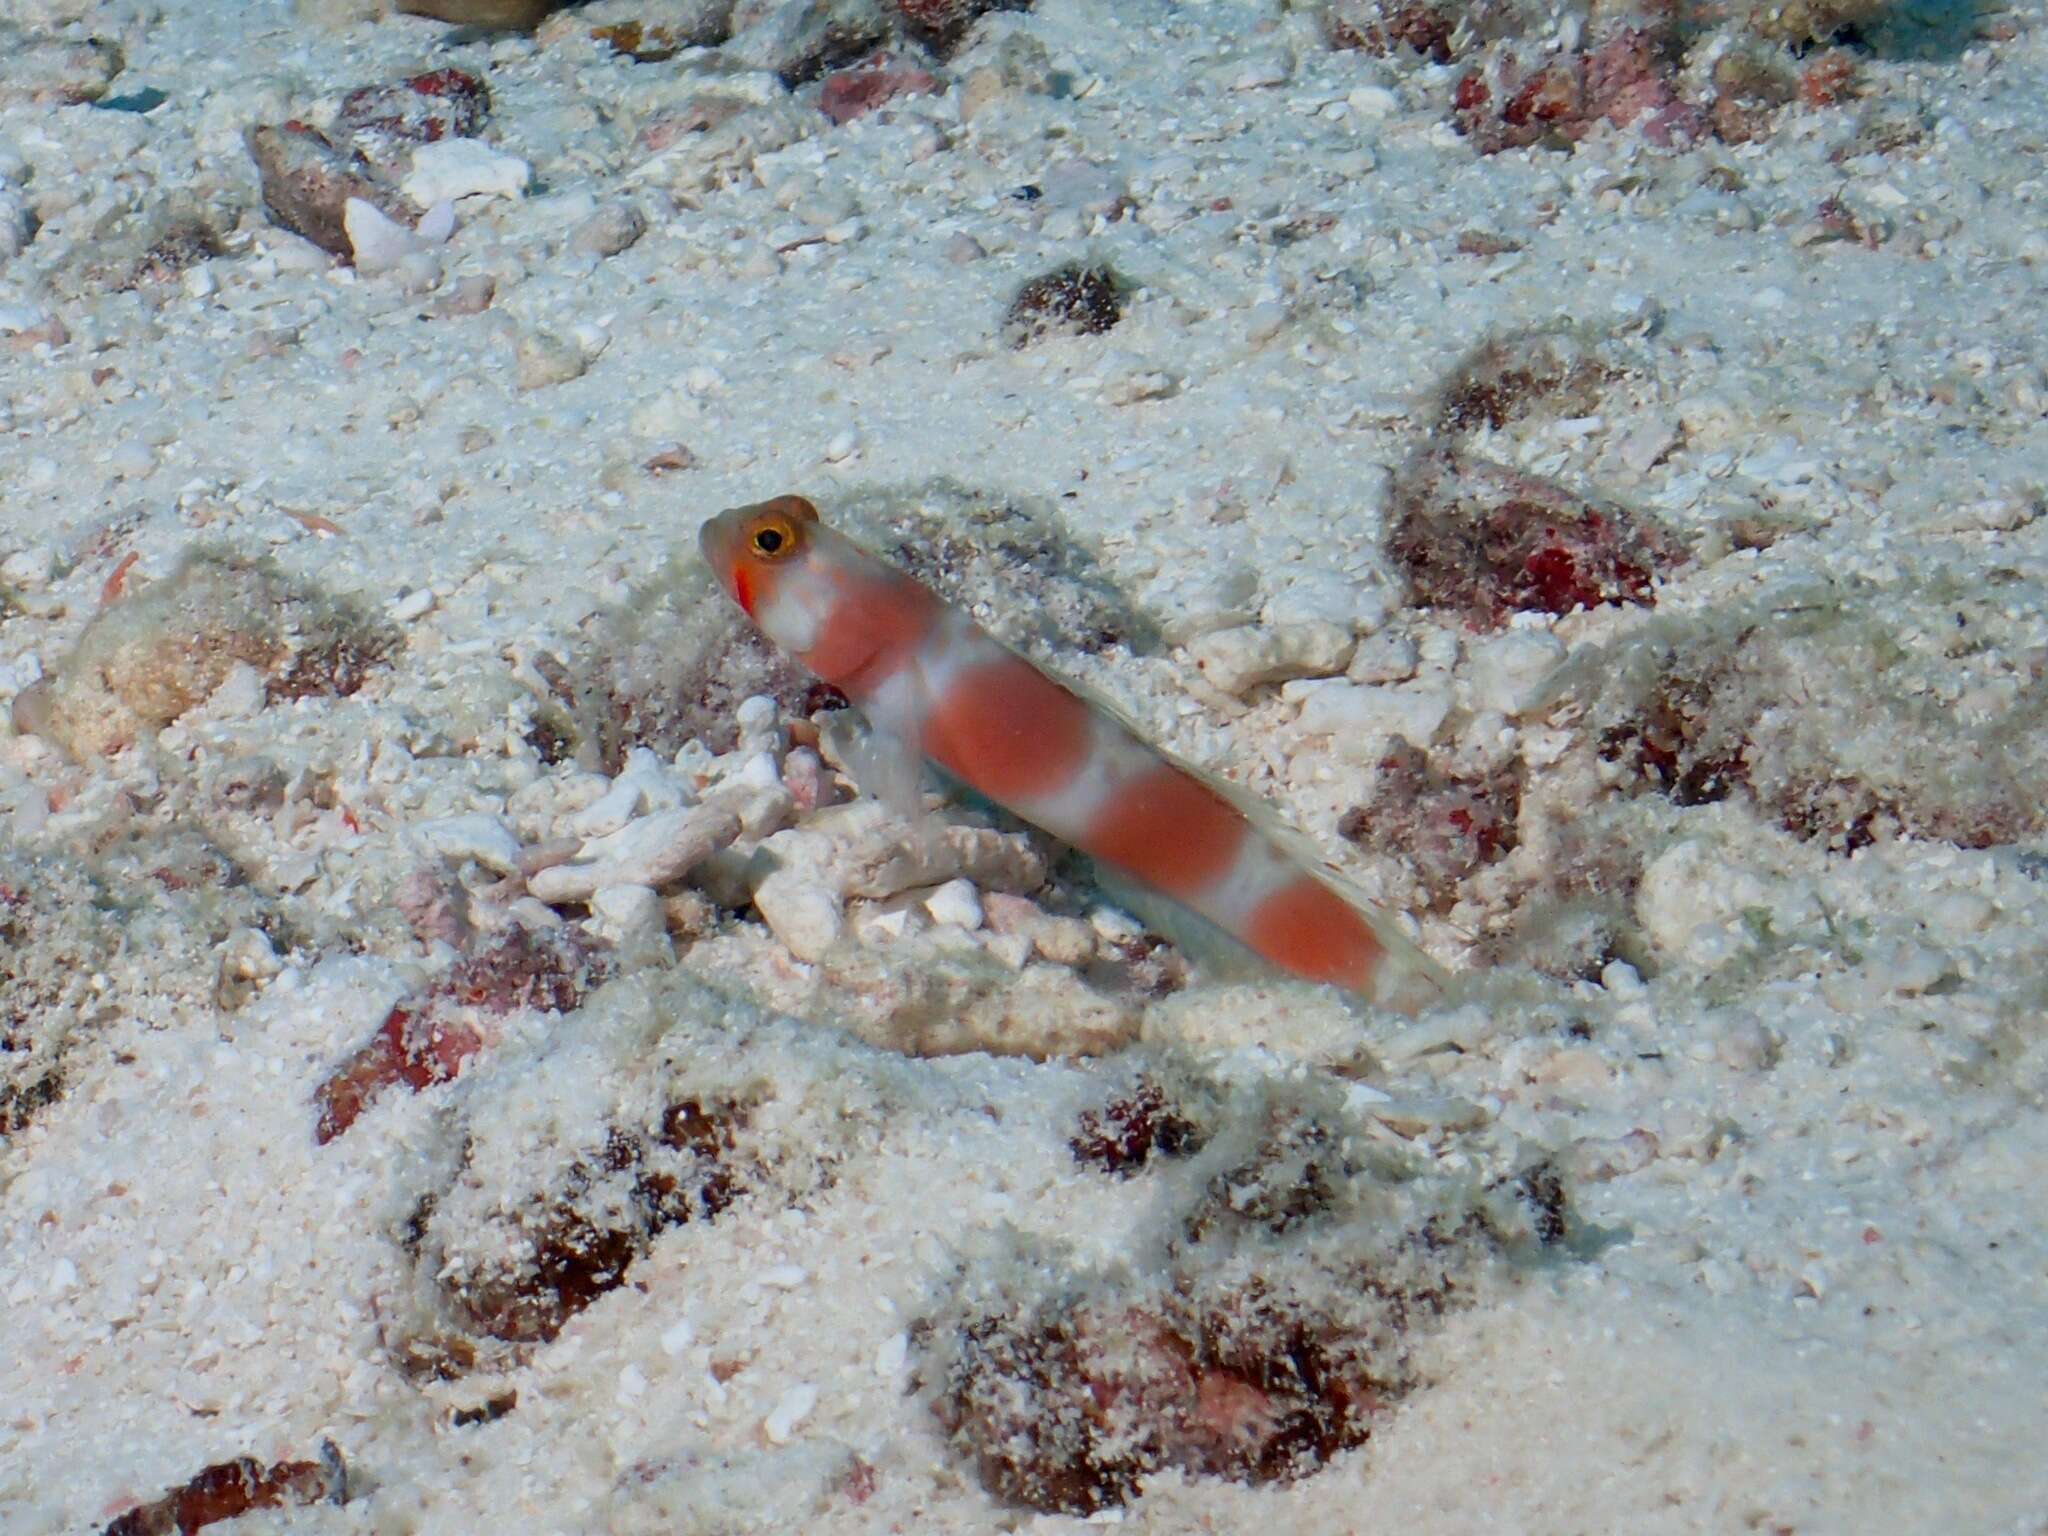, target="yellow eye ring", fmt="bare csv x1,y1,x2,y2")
741,496,816,562
749,514,802,561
